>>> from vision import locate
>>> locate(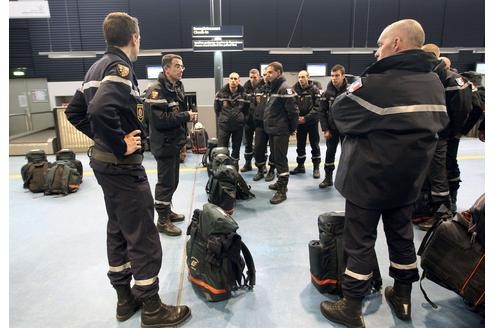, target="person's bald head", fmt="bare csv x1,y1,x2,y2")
422,43,441,58
439,56,451,69
297,70,310,88
375,19,425,61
